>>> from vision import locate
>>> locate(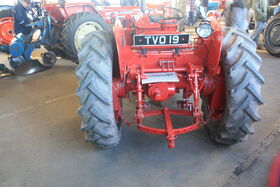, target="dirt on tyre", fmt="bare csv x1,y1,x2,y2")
76,31,122,148
207,27,264,144
62,12,109,61
264,14,280,57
